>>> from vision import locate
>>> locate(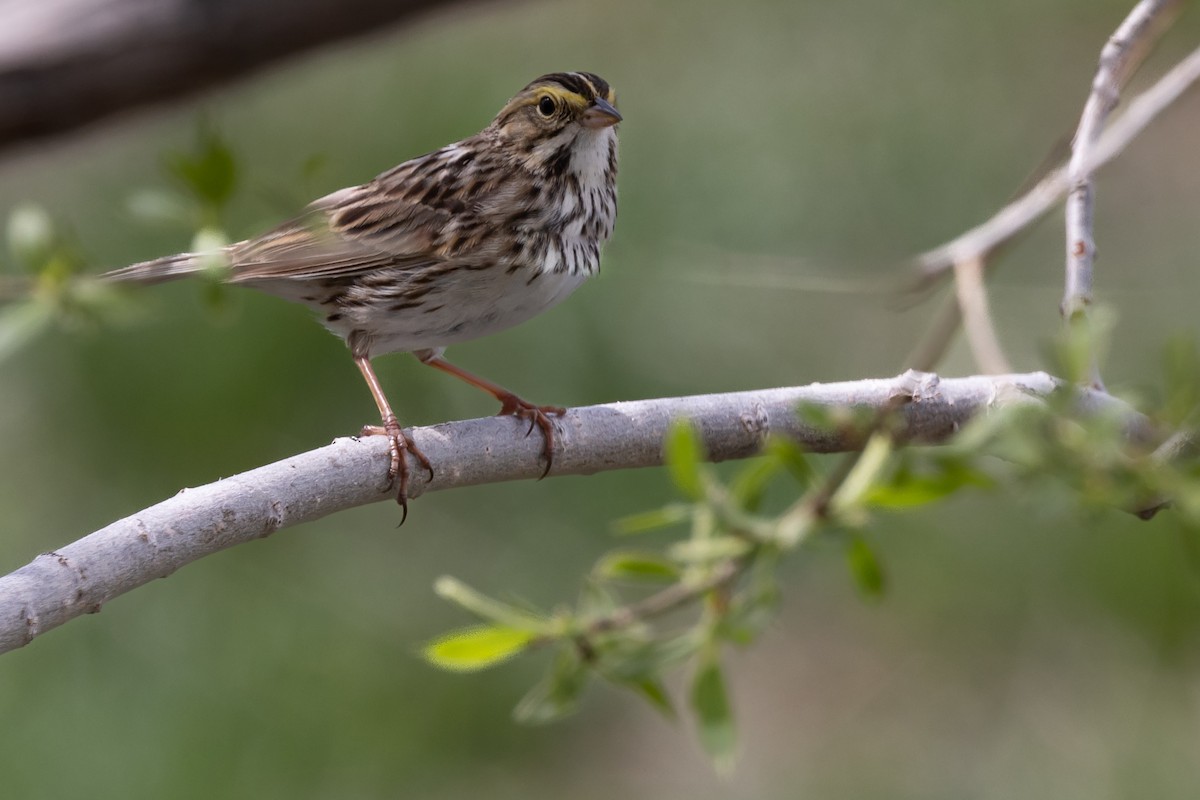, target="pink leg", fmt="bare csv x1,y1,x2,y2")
355,356,433,522
419,353,564,478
